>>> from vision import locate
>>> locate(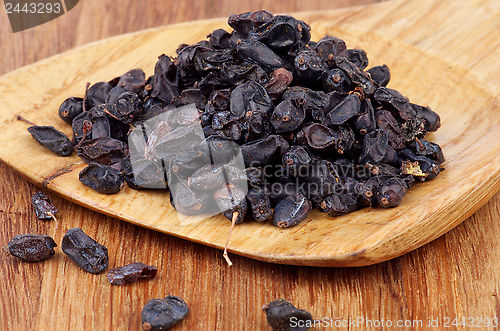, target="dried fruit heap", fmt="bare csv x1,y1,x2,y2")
31,10,444,230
